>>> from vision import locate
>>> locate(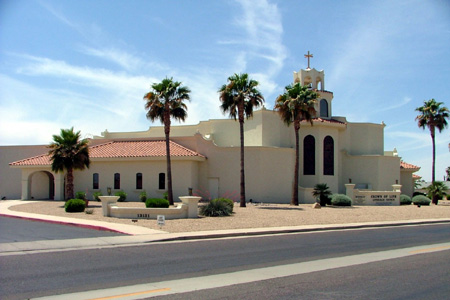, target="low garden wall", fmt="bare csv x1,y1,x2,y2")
99,196,201,219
